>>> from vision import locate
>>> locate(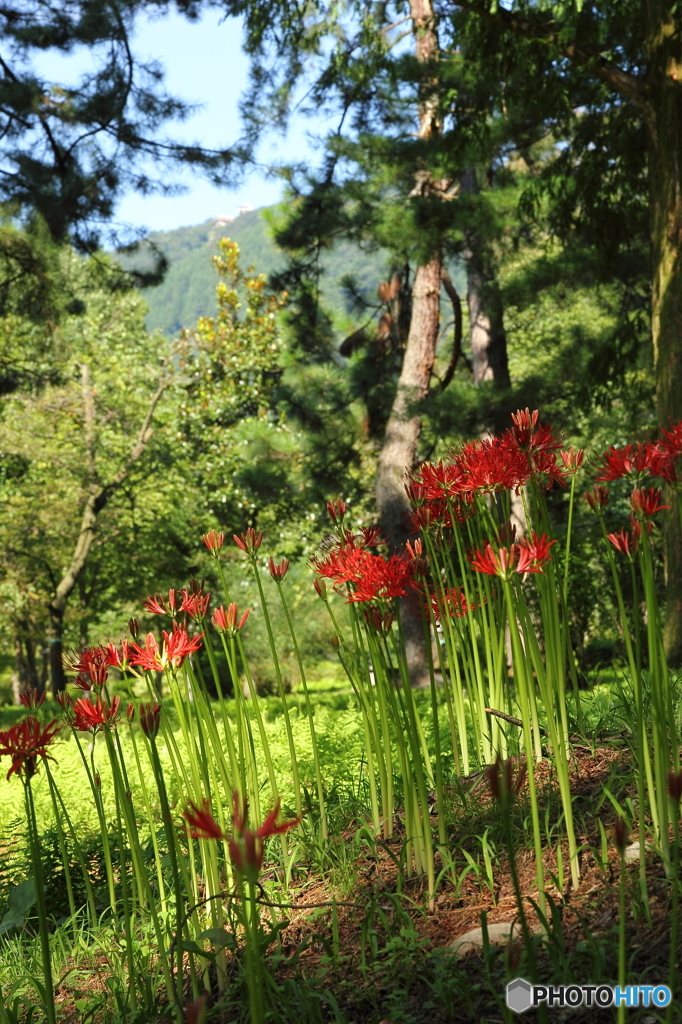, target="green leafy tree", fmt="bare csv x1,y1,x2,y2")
0,247,185,693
